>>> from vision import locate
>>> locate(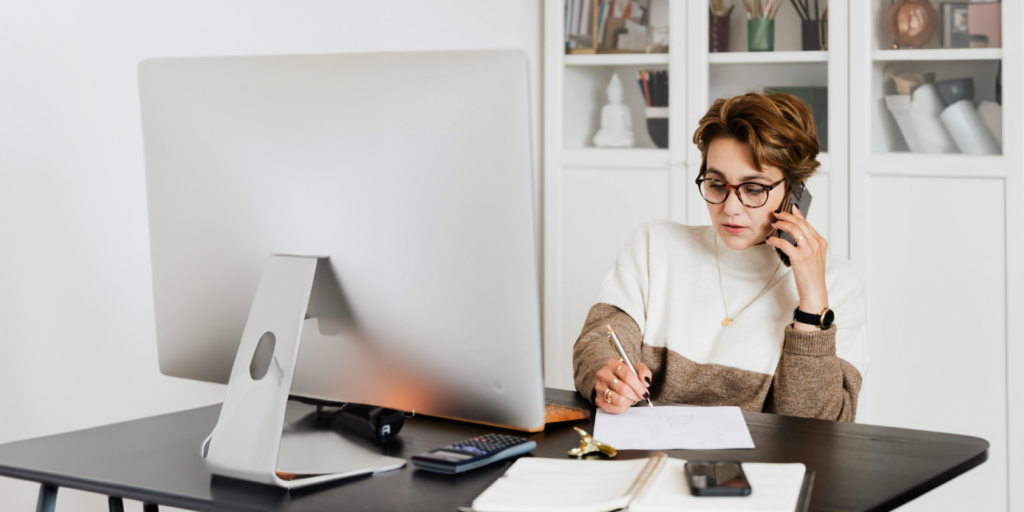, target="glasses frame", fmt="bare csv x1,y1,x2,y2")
694,176,786,208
